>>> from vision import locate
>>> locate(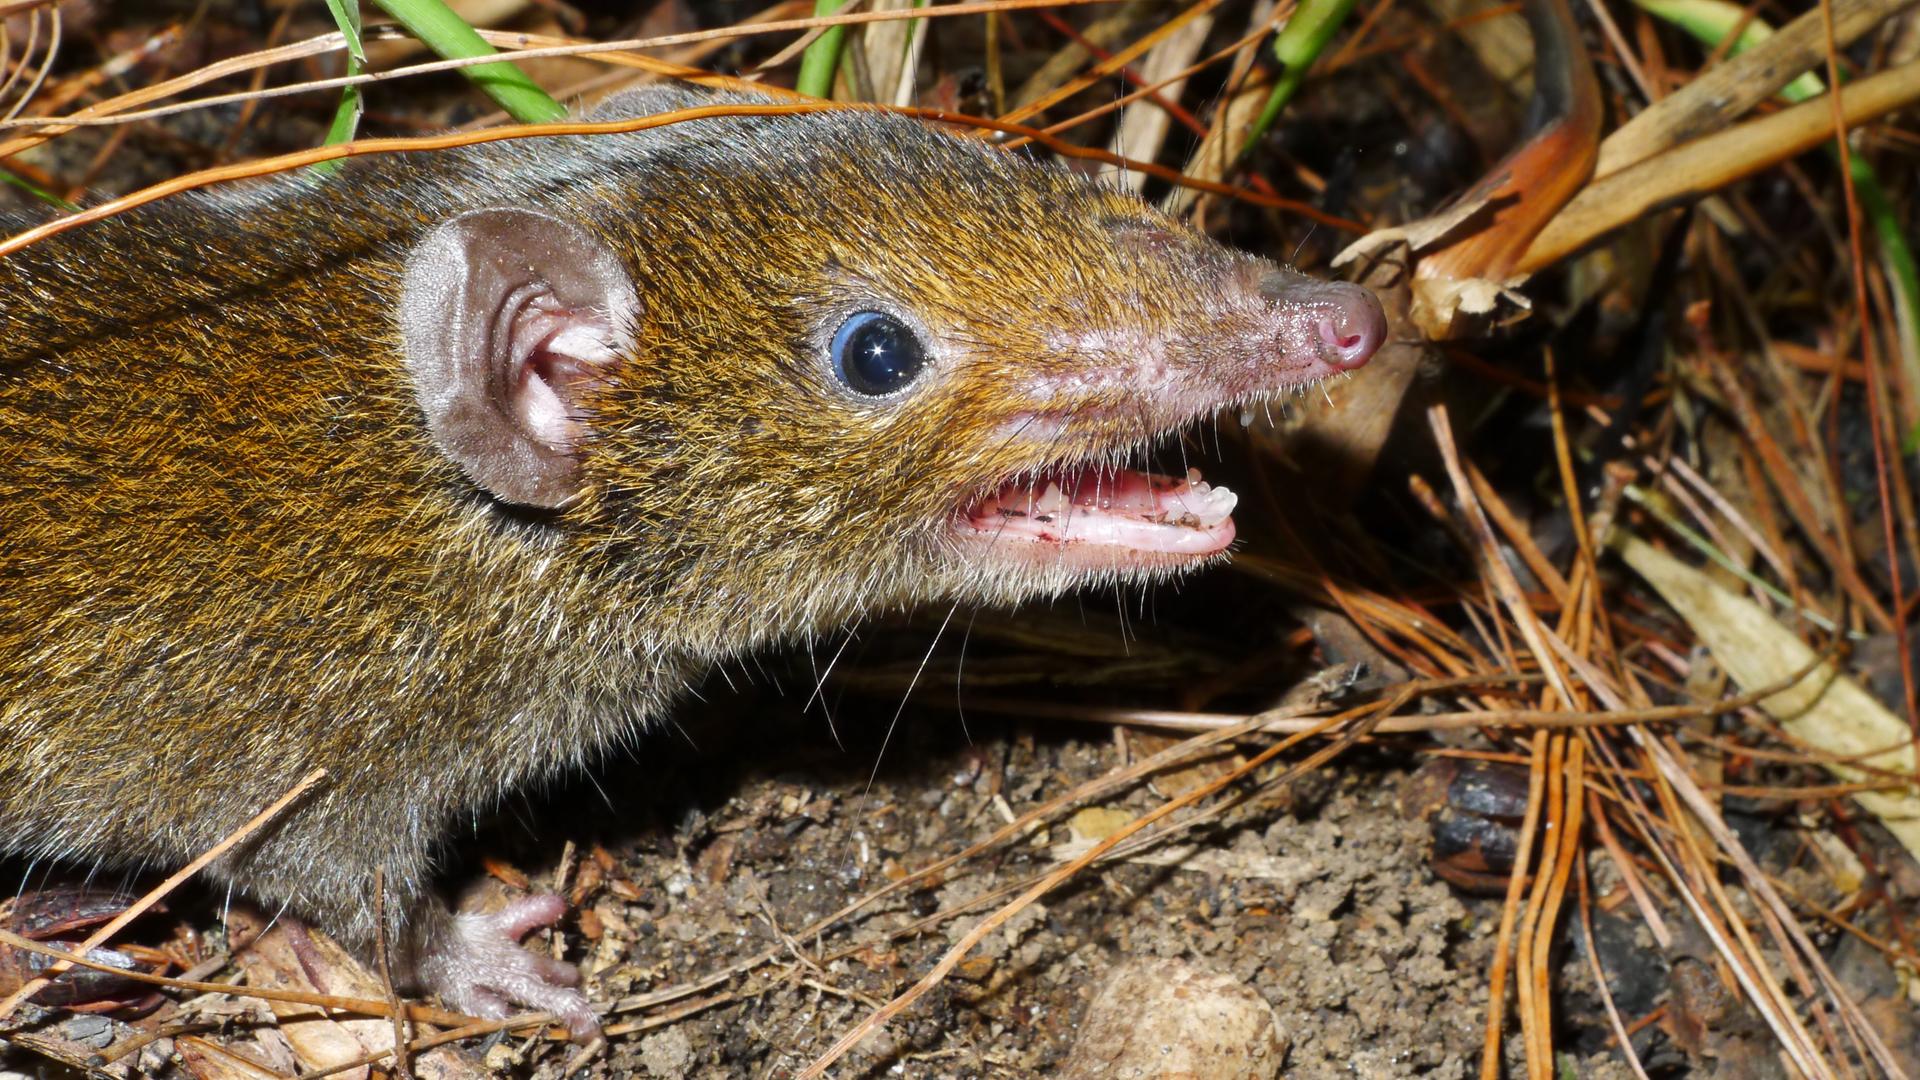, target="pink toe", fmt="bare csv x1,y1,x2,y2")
551,993,601,1042
488,894,569,940
458,988,511,1021
532,954,582,987
419,895,597,1040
